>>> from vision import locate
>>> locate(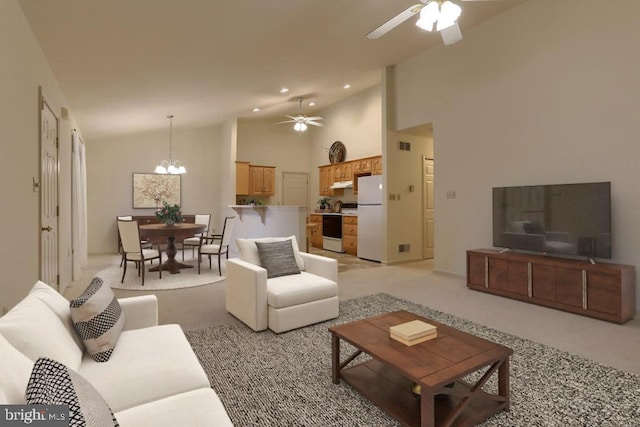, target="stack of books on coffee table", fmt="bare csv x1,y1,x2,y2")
389,319,437,346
